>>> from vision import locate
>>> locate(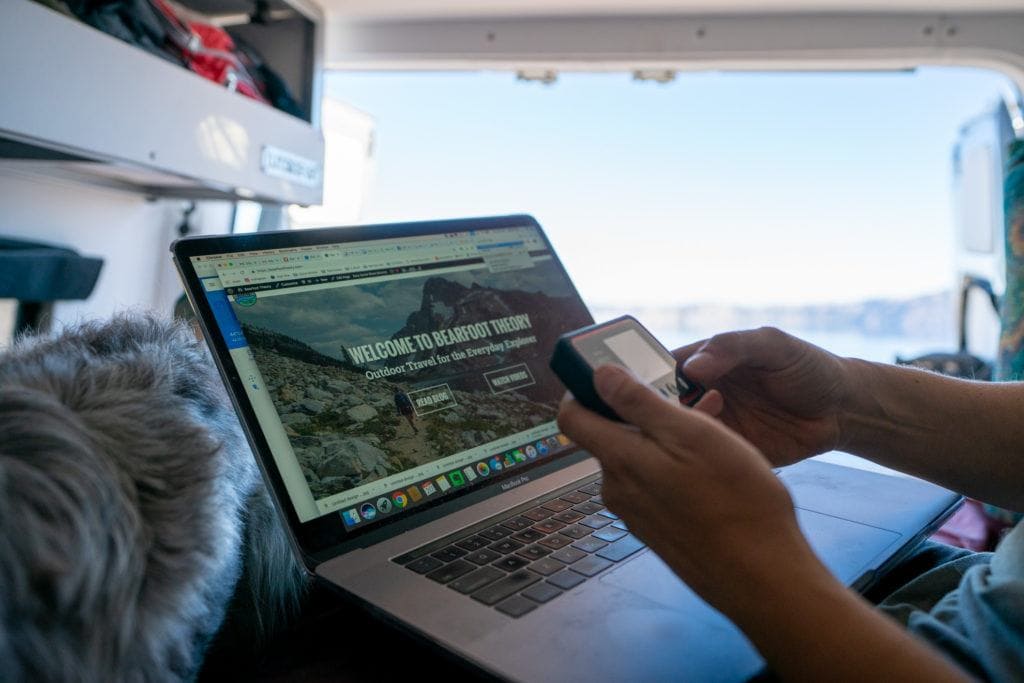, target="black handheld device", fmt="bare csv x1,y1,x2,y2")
549,315,705,421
